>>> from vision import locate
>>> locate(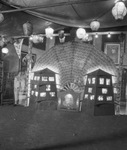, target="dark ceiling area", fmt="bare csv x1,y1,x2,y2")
0,0,127,37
